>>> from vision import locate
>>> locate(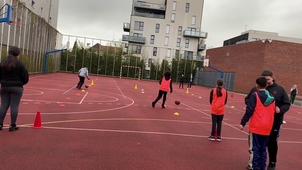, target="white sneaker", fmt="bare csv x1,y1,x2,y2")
283,121,286,124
